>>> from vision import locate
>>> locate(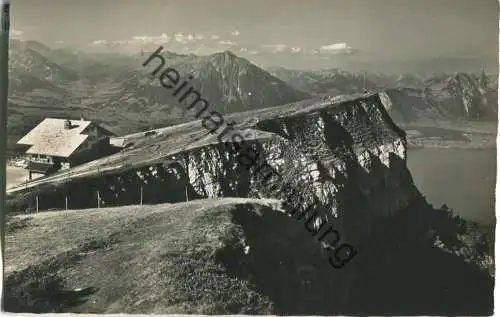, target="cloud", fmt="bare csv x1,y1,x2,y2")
89,31,216,53
174,33,197,44
91,33,171,48
219,40,238,46
131,33,171,44
261,44,303,54
230,30,241,36
90,31,232,53
239,47,260,55
318,42,355,55
262,44,288,53
92,39,108,46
